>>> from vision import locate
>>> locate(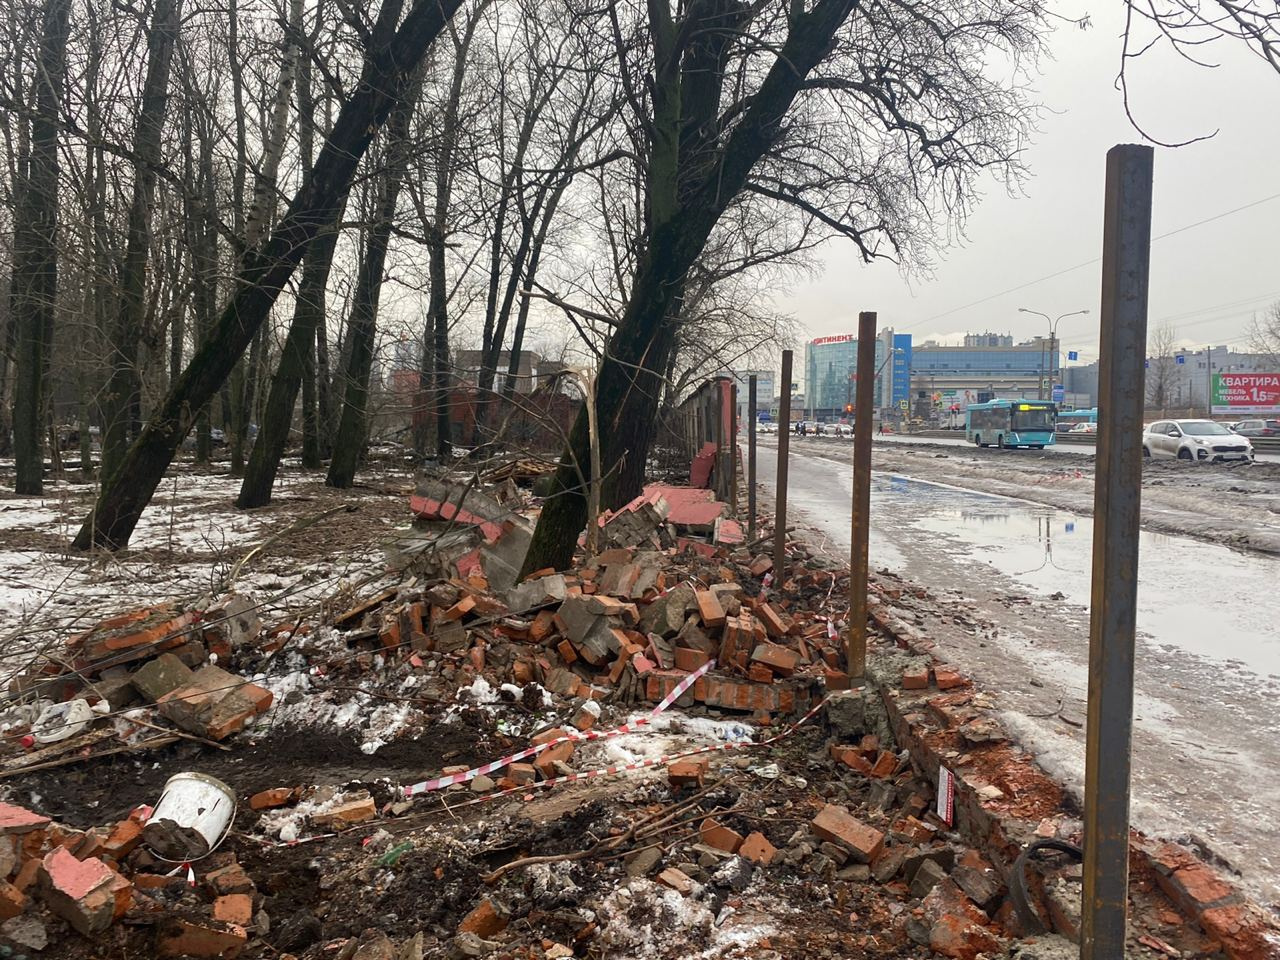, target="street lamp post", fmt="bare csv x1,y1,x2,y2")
1019,307,1089,402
